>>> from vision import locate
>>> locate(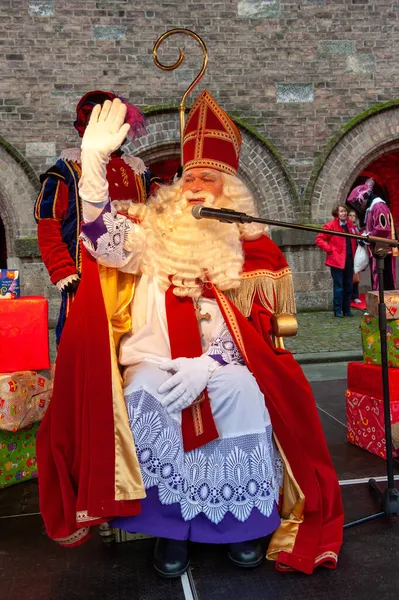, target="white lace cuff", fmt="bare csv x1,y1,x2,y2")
80,203,145,272
56,274,80,291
